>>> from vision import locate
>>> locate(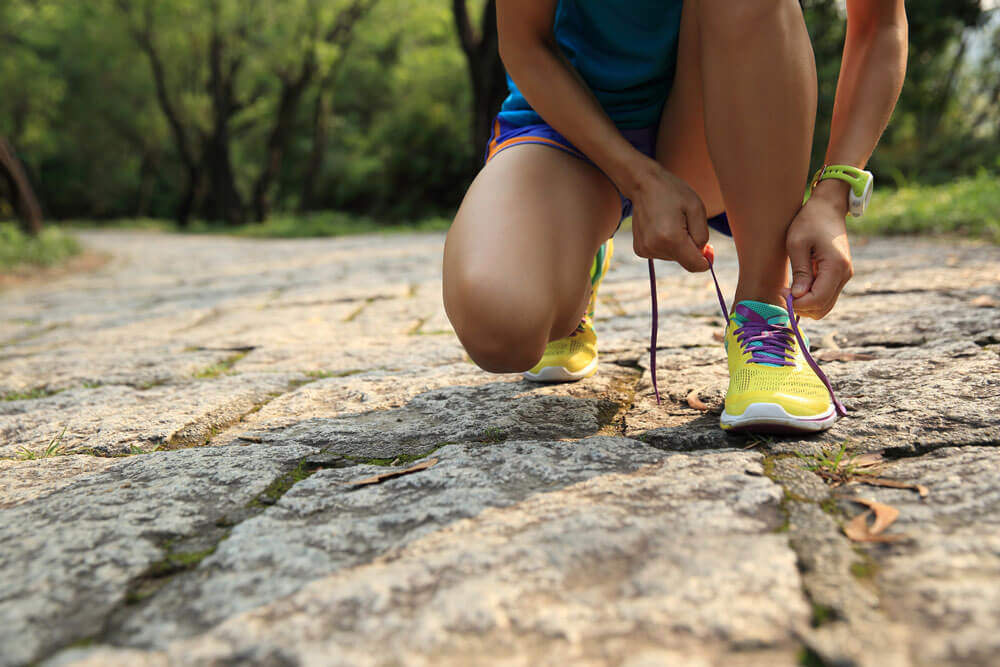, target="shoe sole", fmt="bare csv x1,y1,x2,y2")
522,356,599,383
720,402,839,434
